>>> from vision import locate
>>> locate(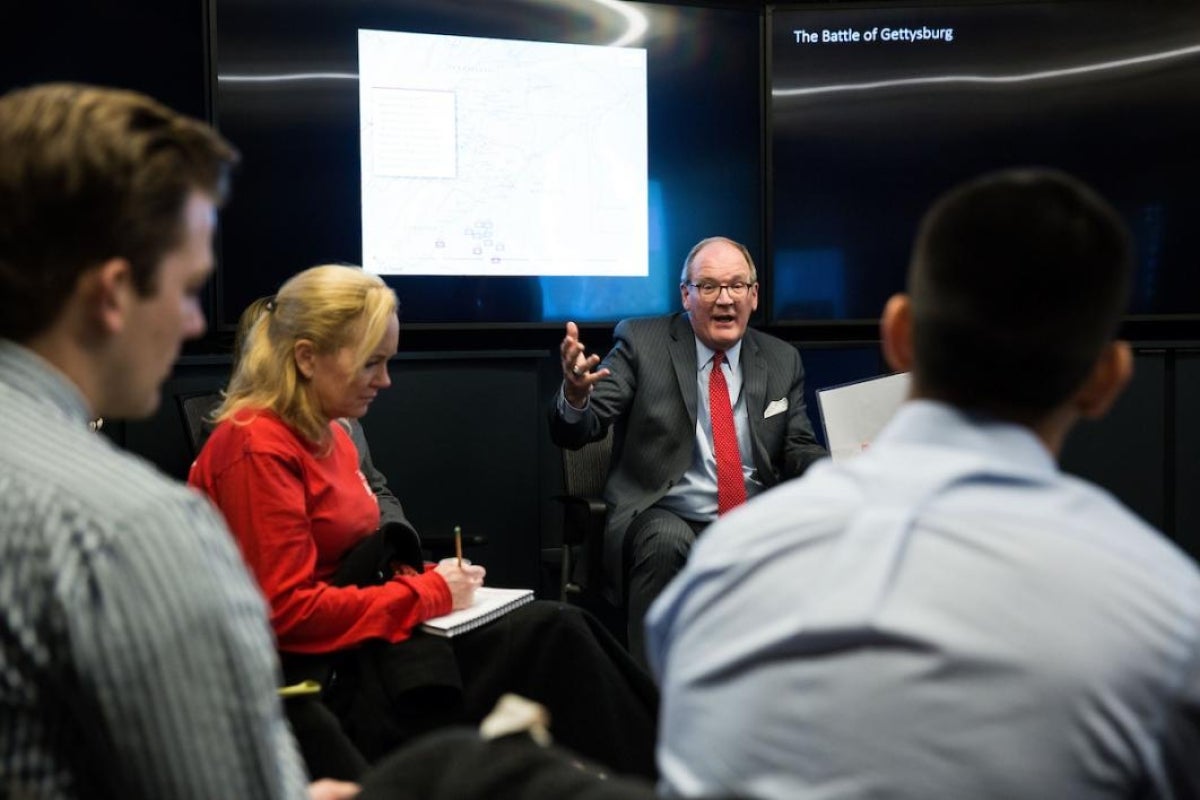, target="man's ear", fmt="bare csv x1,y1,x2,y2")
294,339,317,380
880,293,915,373
80,258,135,336
679,282,692,313
1073,341,1133,420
